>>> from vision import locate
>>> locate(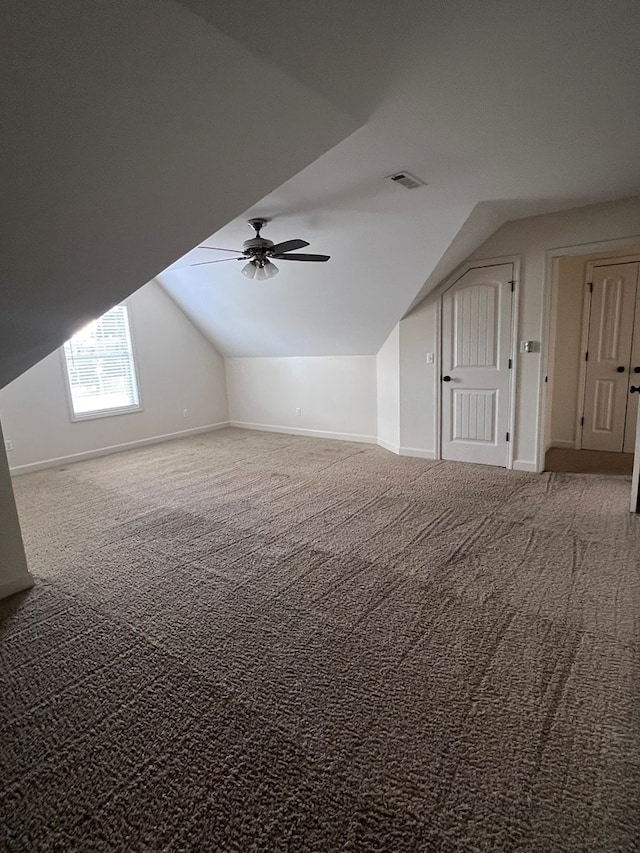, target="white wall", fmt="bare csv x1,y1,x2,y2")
0,420,33,600
226,356,377,443
399,298,439,455
397,196,640,470
376,326,400,450
0,281,228,473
